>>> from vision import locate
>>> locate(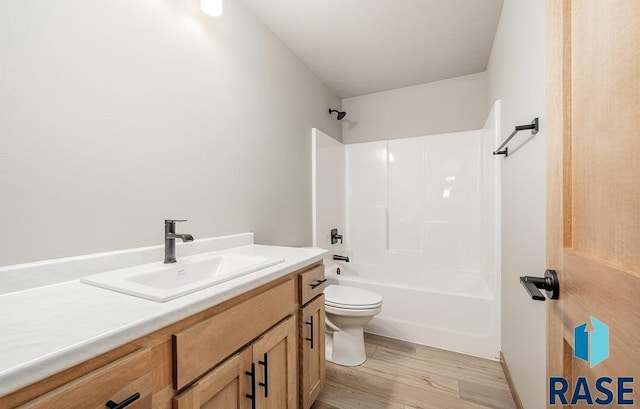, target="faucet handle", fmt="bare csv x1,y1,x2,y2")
165,219,188,224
